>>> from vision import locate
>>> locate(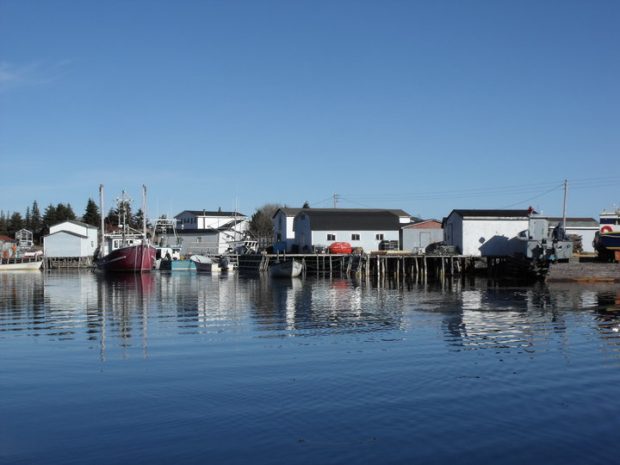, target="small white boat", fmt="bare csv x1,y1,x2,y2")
0,256,44,271
190,255,233,273
269,259,303,278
